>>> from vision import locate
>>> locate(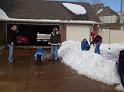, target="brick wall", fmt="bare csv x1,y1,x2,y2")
60,24,66,42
